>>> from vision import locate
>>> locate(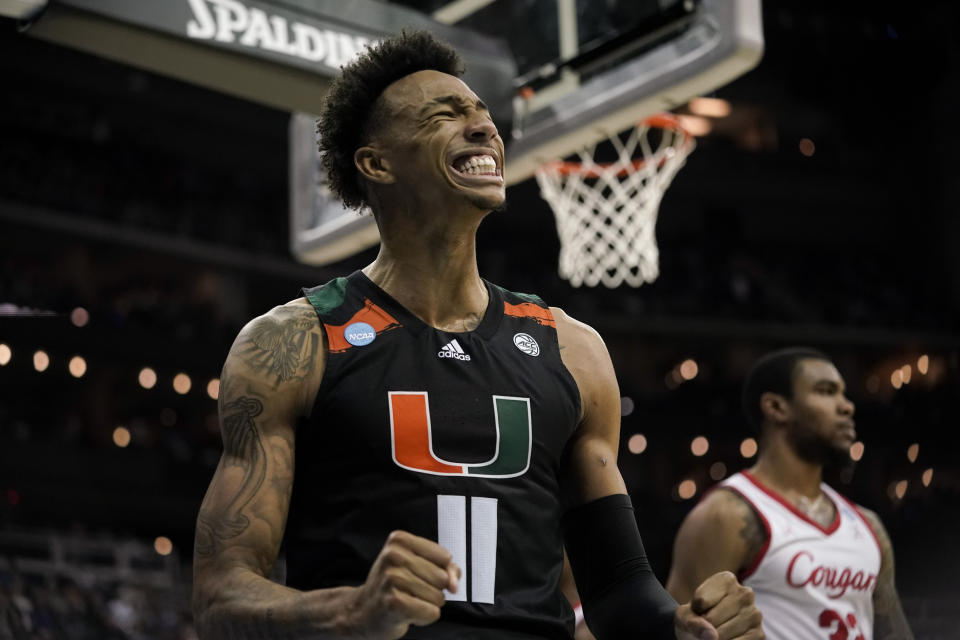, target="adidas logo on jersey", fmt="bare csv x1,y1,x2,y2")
438,339,471,361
